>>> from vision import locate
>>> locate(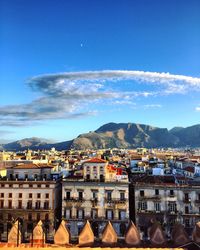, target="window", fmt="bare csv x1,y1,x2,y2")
44,201,49,209
0,214,3,220
38,184,41,188
138,201,147,211
25,174,28,179
140,190,144,197
34,174,38,179
18,201,22,209
168,202,176,212
185,206,189,214
0,201,4,208
184,218,190,227
77,209,84,219
27,223,33,233
106,191,112,201
29,184,33,188
0,193,4,198
91,209,98,219
45,193,49,199
9,193,12,198
35,201,41,209
37,193,41,199
46,184,49,188
15,174,18,179
119,210,126,220
27,201,32,209
9,184,12,188
170,190,174,196
106,209,113,220
184,193,189,202
8,214,12,221
198,193,200,201
28,214,32,221
155,189,159,196
78,191,83,200
19,193,22,198
45,213,49,221
65,209,71,219
92,191,98,199
120,192,125,201
1,184,4,187
8,201,12,209
66,191,71,200
155,202,160,212
29,193,32,198
37,213,40,221
0,223,4,234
